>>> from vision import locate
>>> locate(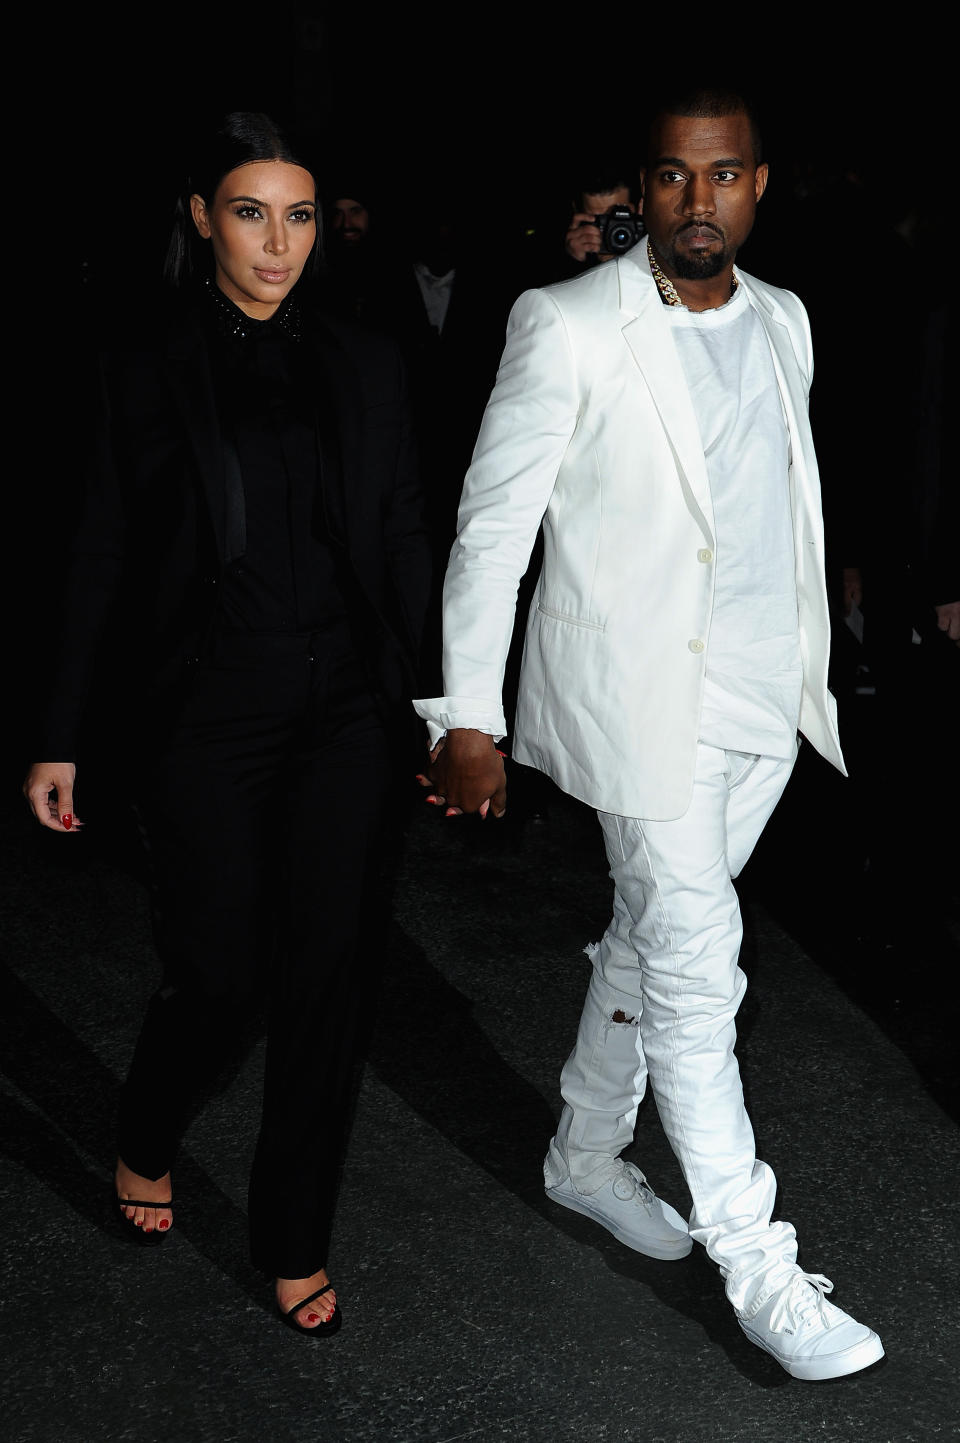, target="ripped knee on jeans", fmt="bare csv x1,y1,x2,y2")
610,1009,640,1027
